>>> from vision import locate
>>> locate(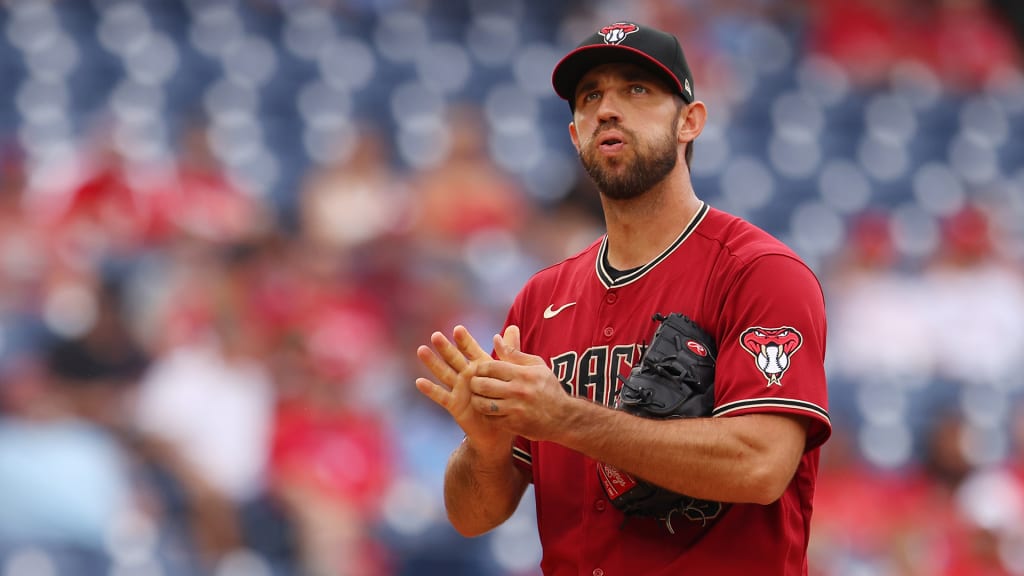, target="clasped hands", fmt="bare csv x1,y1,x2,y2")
415,325,570,446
